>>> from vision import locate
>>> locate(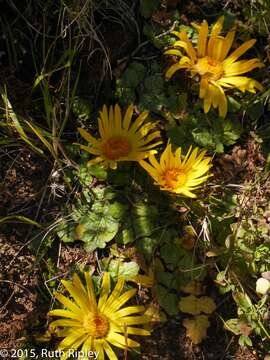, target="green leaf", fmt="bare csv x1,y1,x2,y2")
233,292,253,312
168,115,242,154
144,75,164,93
239,335,252,347
160,243,182,268
132,203,158,218
116,218,135,245
136,236,158,260
82,212,119,252
109,201,128,219
224,318,242,335
108,259,140,280
72,96,91,119
154,284,178,315
133,216,154,237
77,165,93,186
247,101,264,121
87,164,107,180
57,222,76,243
121,62,146,88
156,271,178,289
